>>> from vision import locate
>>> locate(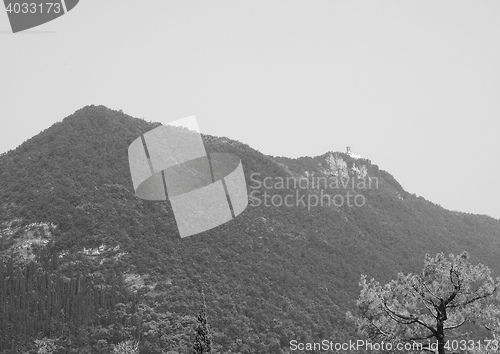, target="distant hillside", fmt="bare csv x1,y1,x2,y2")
1,105,499,353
